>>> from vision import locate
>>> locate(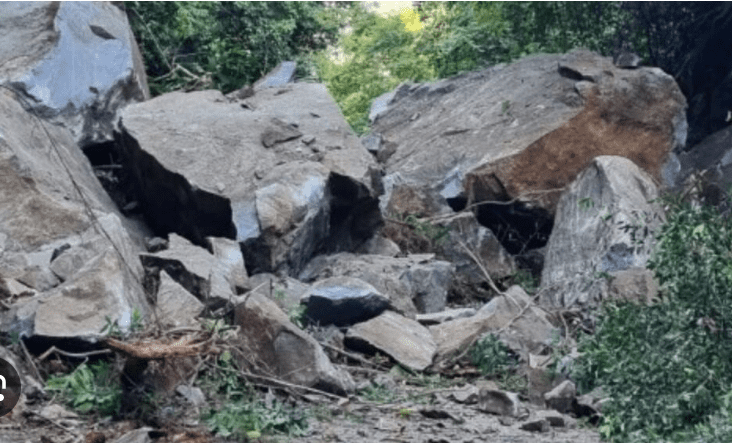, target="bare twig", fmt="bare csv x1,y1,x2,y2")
20,339,43,383
38,346,112,362
319,342,390,371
